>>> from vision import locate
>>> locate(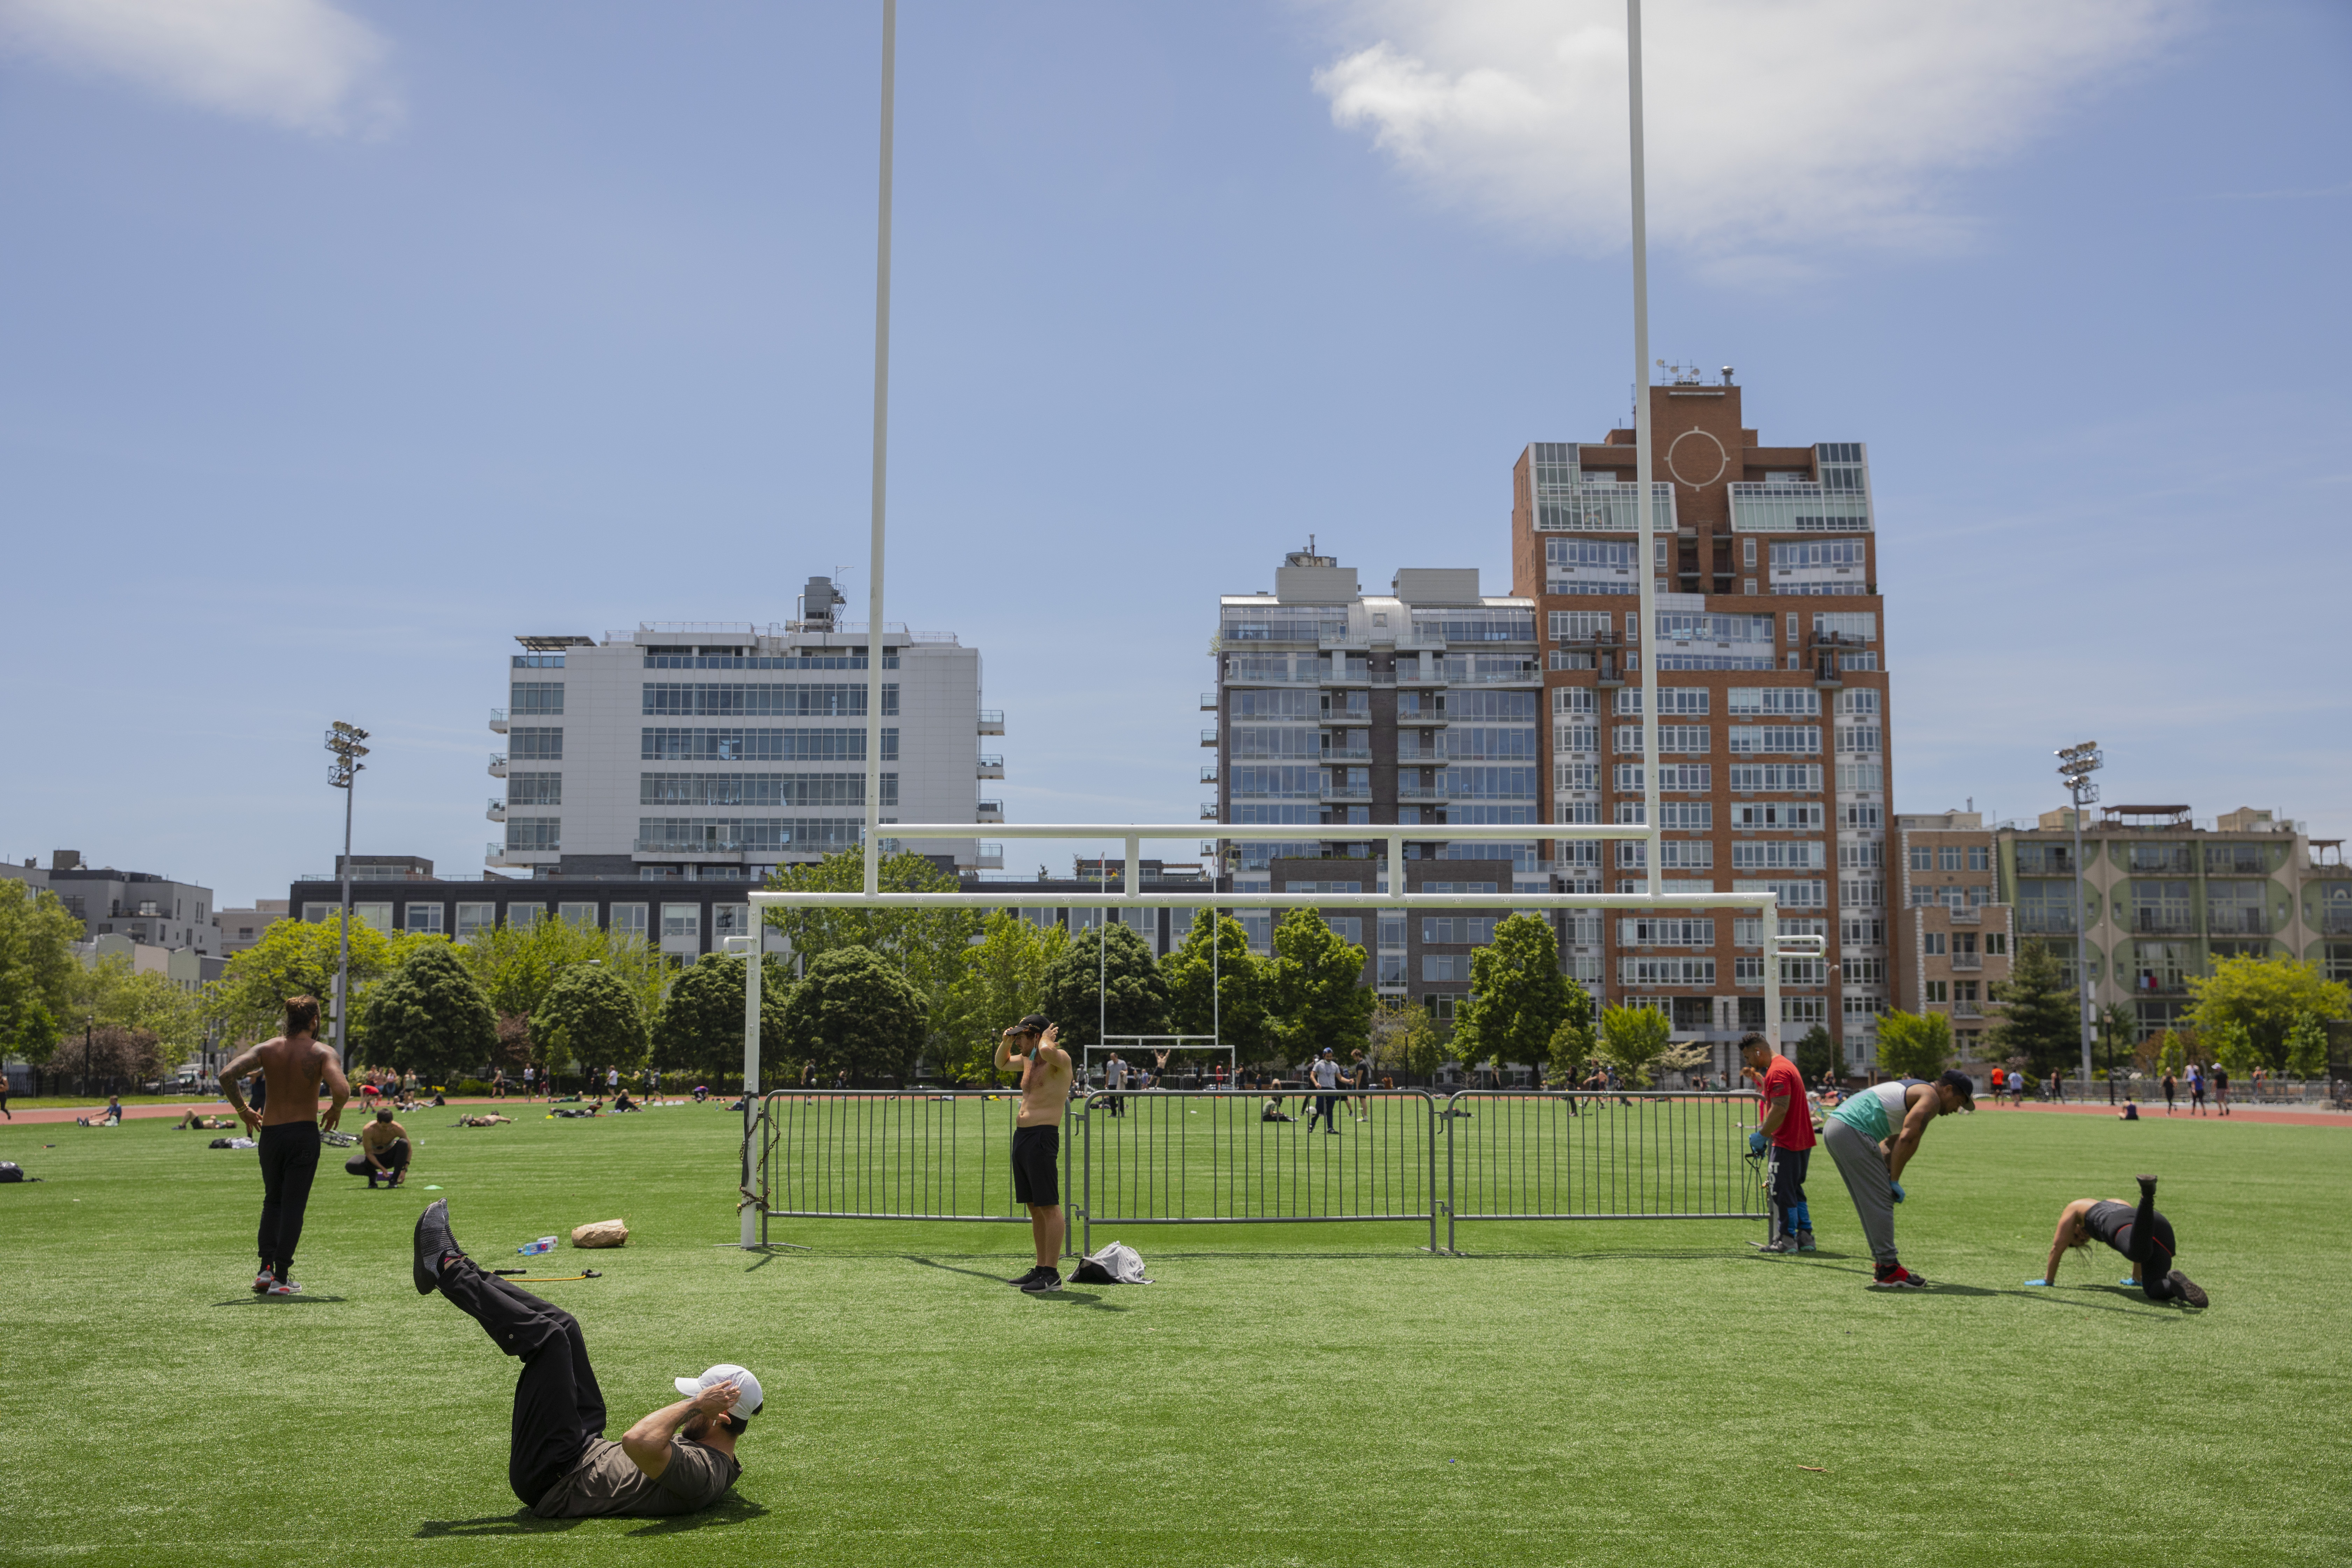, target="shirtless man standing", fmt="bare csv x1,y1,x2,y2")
993,1014,1070,1293
219,995,349,1296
